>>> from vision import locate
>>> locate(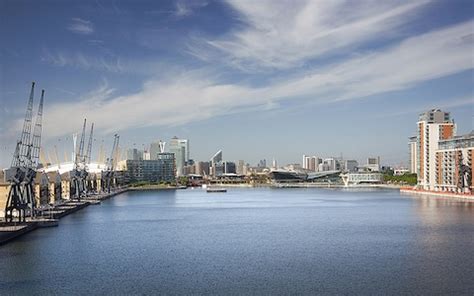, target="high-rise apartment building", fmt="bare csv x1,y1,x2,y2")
408,136,417,174
417,109,455,190
434,132,473,193
302,155,321,171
